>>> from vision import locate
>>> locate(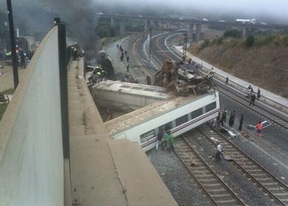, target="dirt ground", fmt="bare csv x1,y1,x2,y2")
0,61,27,92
